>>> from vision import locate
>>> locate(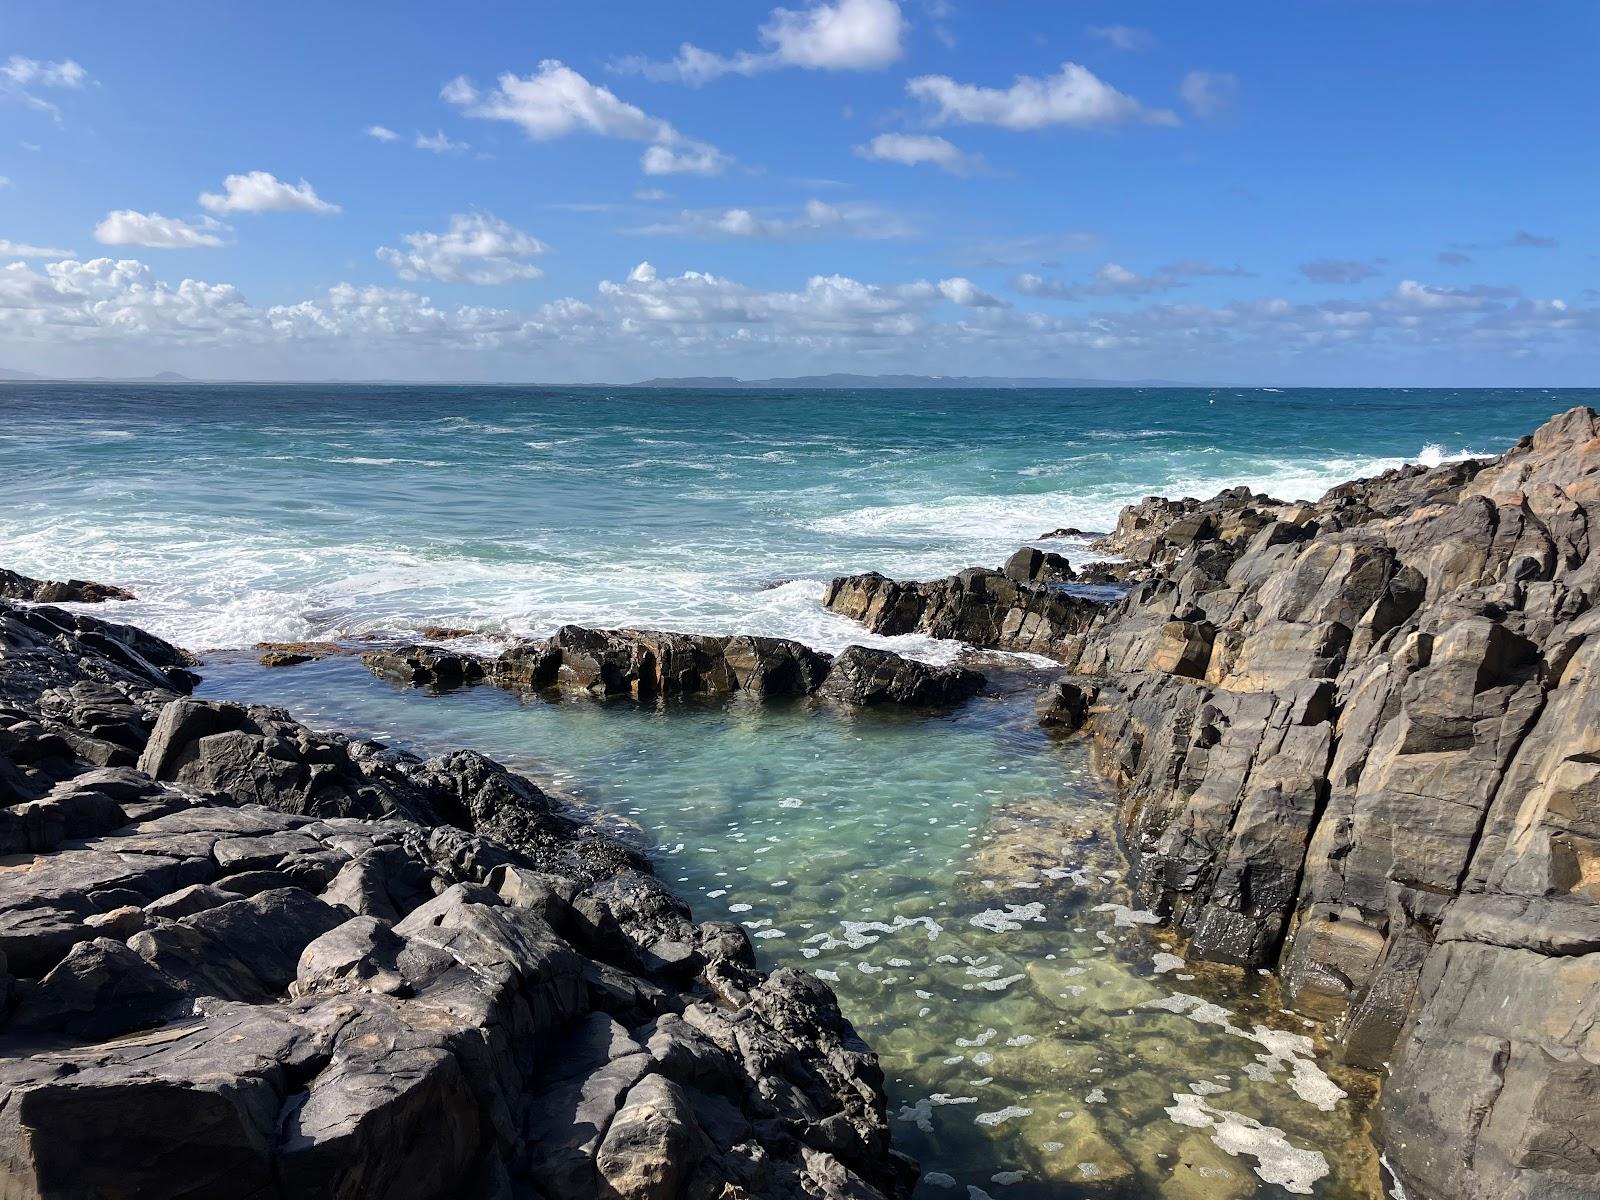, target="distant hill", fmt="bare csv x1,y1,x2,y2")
0,368,192,383
628,372,1211,389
